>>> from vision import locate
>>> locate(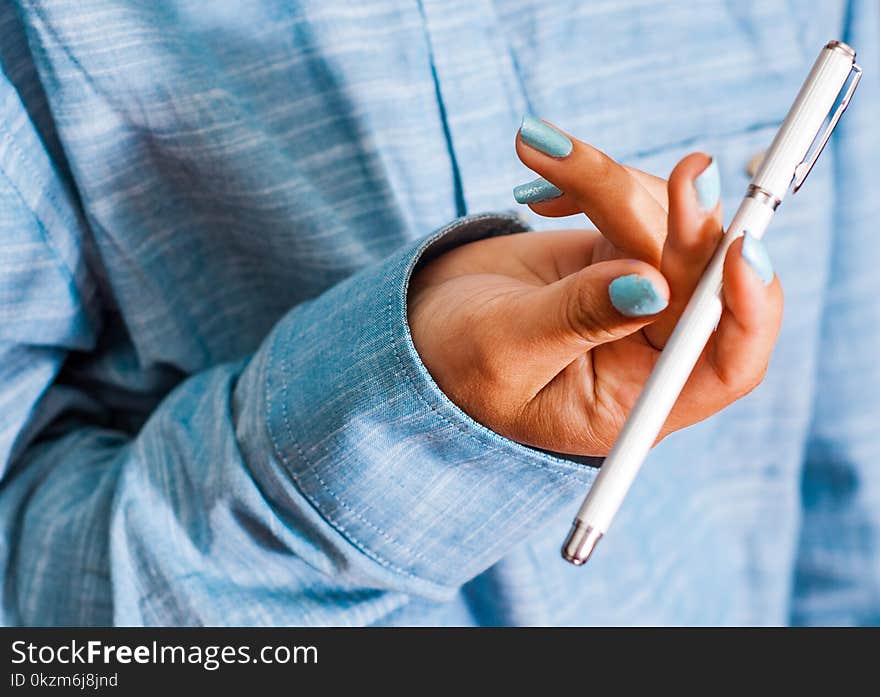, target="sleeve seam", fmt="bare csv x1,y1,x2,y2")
262,301,444,588
262,213,595,588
